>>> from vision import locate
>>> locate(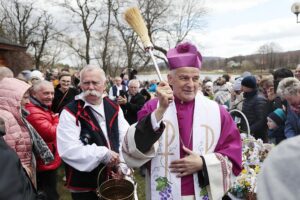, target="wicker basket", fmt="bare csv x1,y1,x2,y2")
246,192,257,200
